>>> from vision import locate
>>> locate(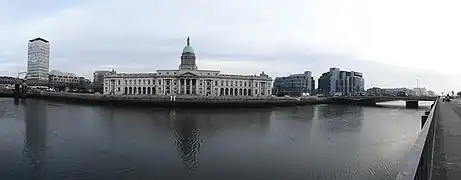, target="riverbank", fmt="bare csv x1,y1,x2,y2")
1,91,330,108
